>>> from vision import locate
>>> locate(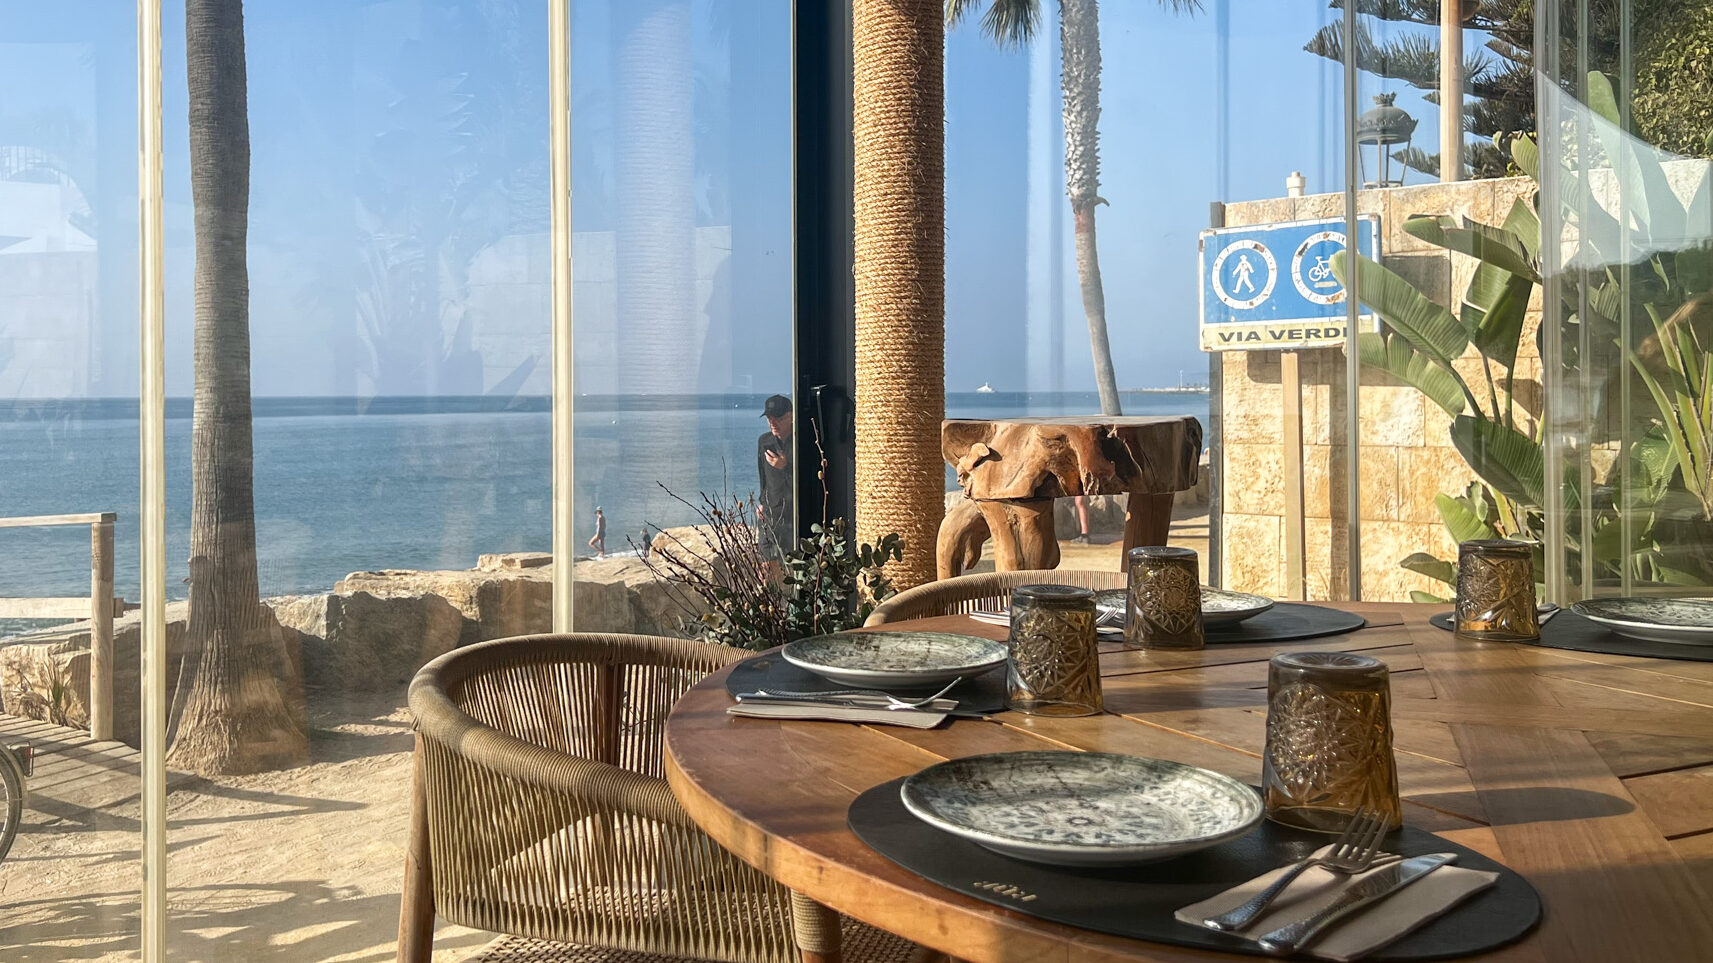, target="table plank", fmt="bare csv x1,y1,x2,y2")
1451,723,1713,961
1623,764,1713,838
